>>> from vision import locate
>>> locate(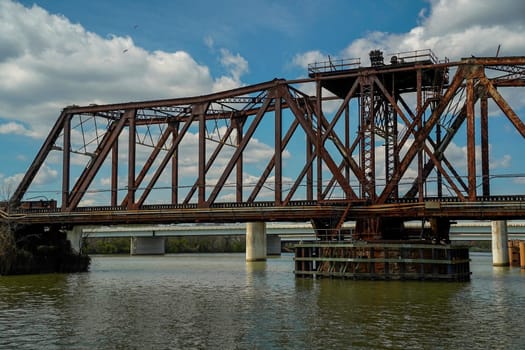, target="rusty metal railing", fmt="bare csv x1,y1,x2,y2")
308,57,361,74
